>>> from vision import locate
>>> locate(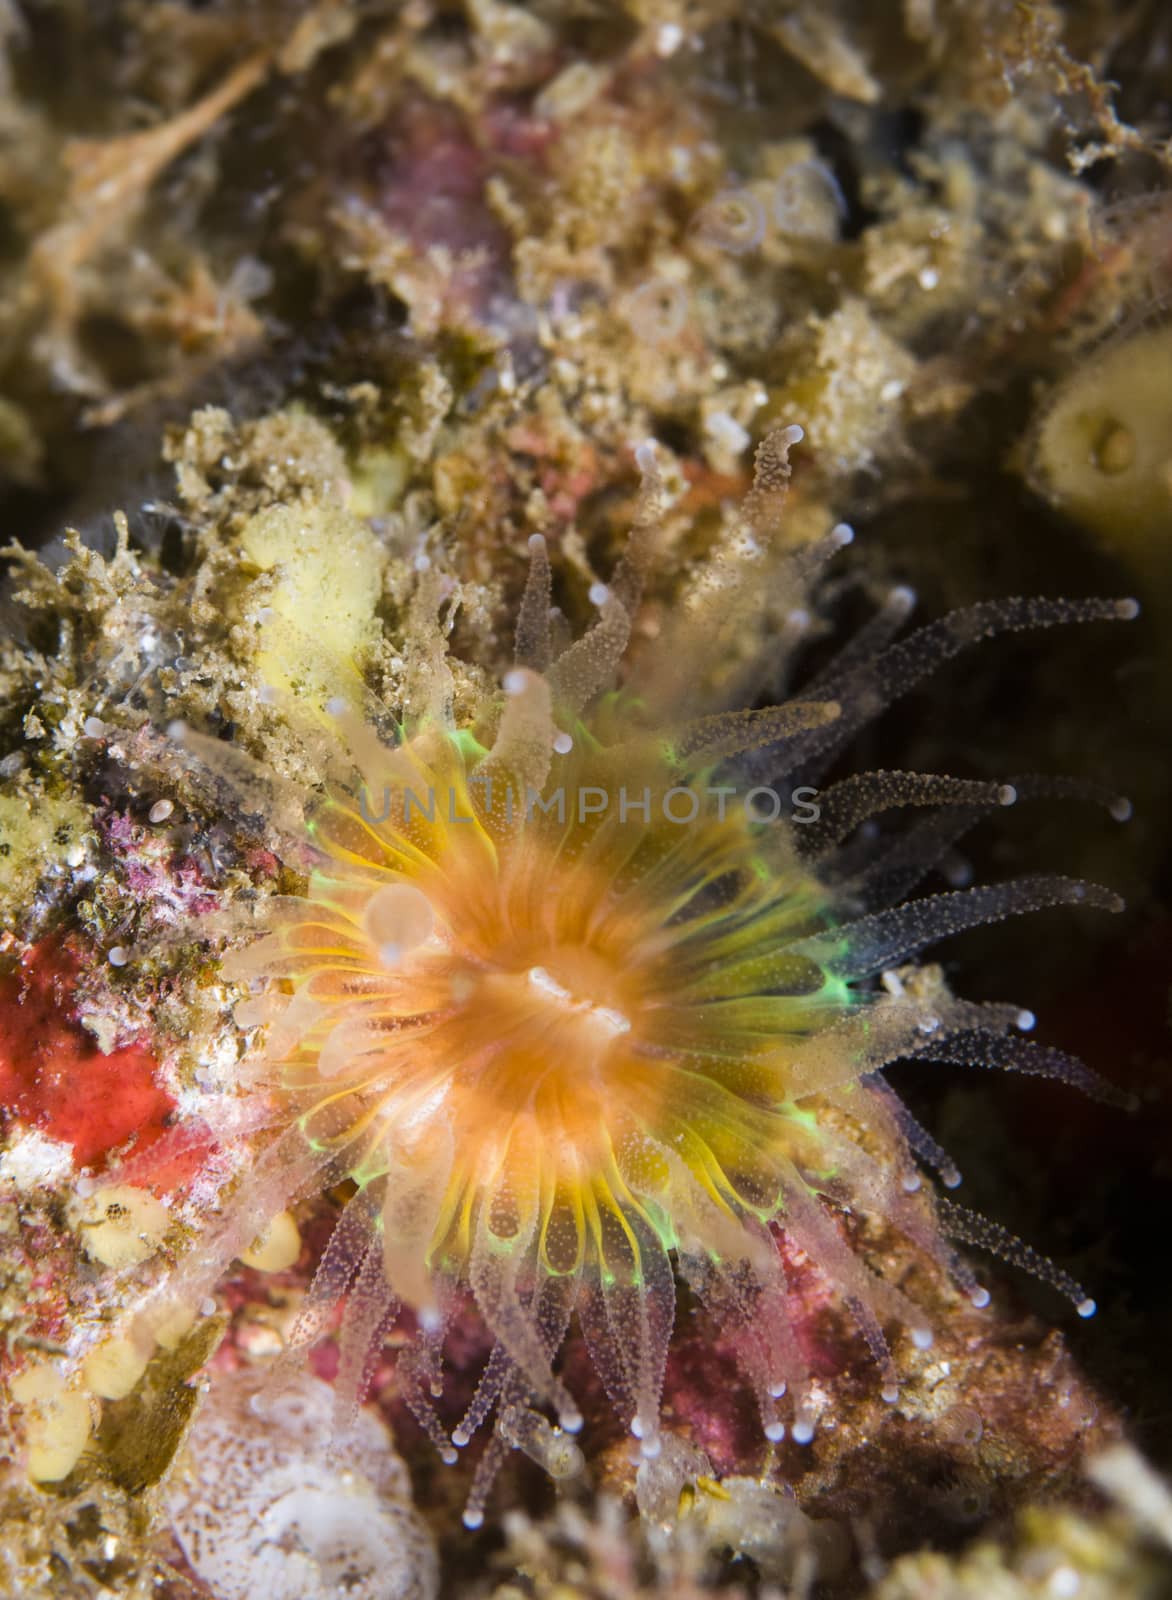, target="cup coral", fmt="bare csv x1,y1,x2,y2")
119,427,1132,1527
